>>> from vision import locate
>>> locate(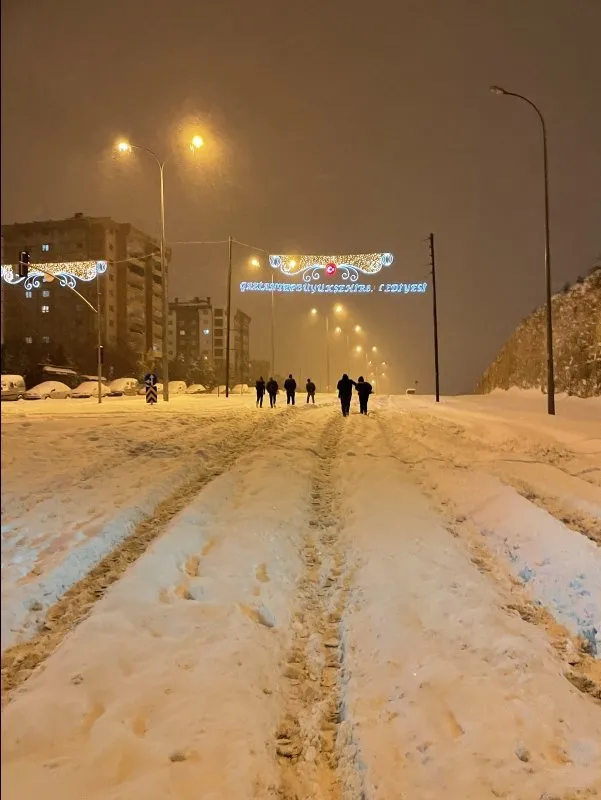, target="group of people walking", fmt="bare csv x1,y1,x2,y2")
254,373,372,416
